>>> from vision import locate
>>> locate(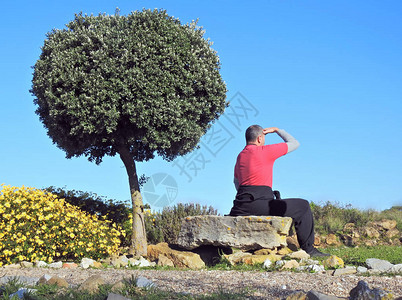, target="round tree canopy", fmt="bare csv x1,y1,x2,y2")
31,9,227,164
